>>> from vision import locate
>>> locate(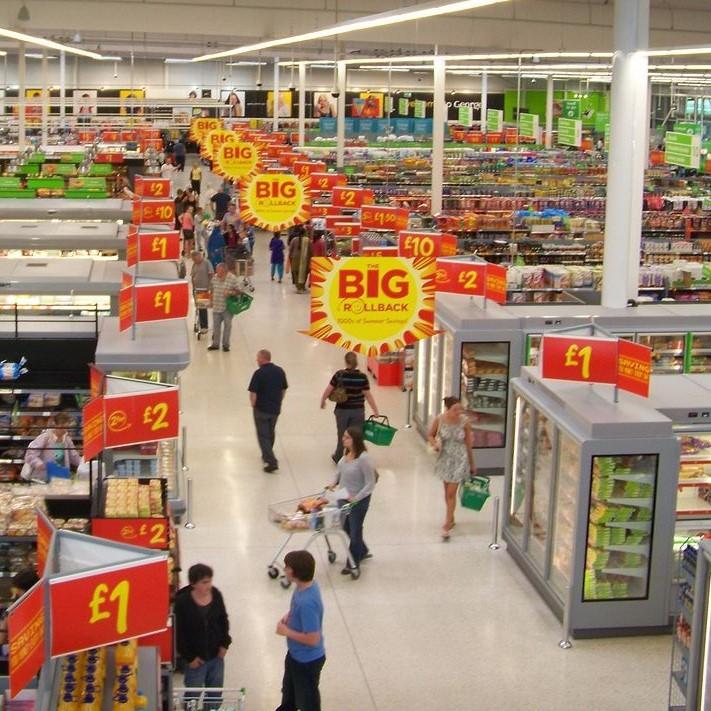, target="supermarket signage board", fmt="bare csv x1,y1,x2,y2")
361,246,399,256
240,172,311,232
673,121,702,136
134,280,190,325
519,113,539,140
92,517,170,550
616,339,652,397
189,117,223,143
398,231,457,258
36,508,56,576
558,118,582,148
305,256,437,355
49,556,169,657
486,109,503,133
458,105,473,127
434,259,508,302
665,131,701,170
485,262,508,304
332,186,374,209
119,285,133,332
131,198,175,225
200,128,238,161
331,221,360,237
133,176,171,199
561,99,581,120
127,231,181,268
83,396,105,460
311,204,342,217
8,581,45,698
293,161,327,179
214,142,260,181
361,205,409,232
309,172,347,191
541,335,618,384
